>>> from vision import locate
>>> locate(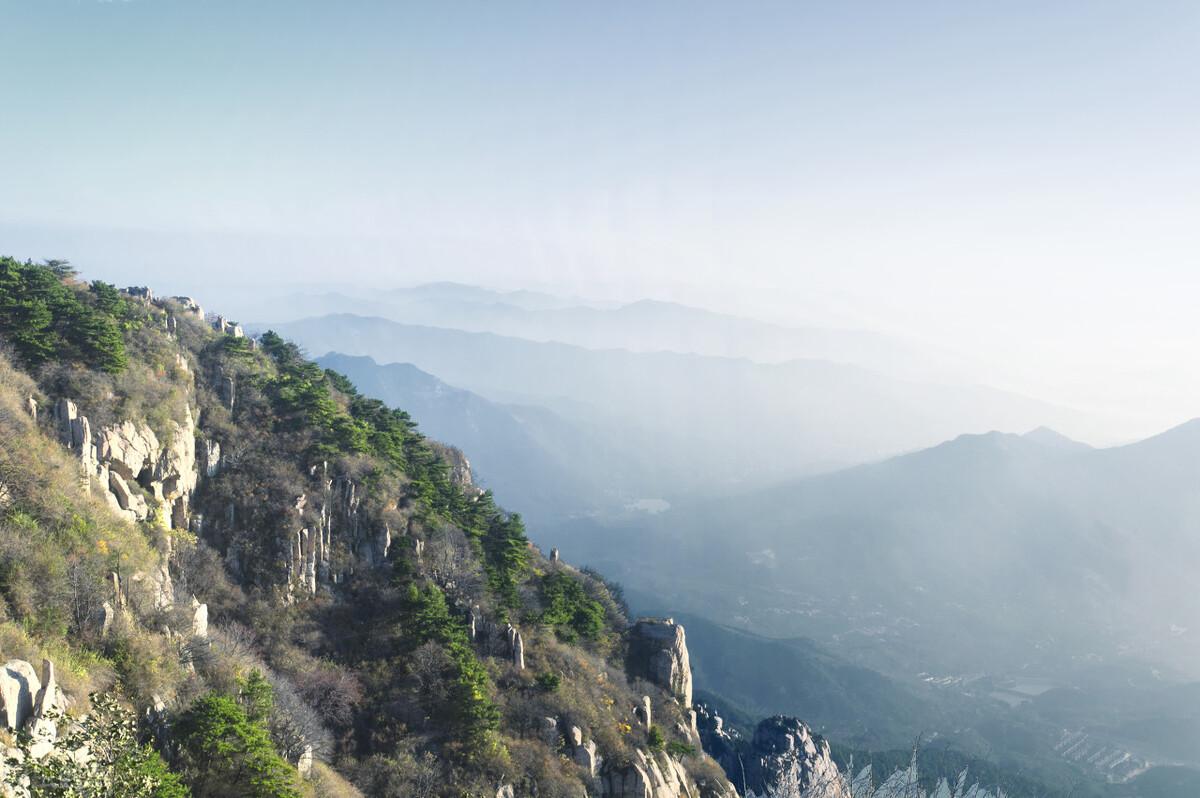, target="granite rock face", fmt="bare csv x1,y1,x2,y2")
697,708,848,798
627,618,693,707
53,398,198,533
600,748,737,798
